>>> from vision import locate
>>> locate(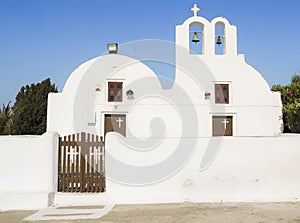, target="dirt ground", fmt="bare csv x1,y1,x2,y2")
1,202,300,223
